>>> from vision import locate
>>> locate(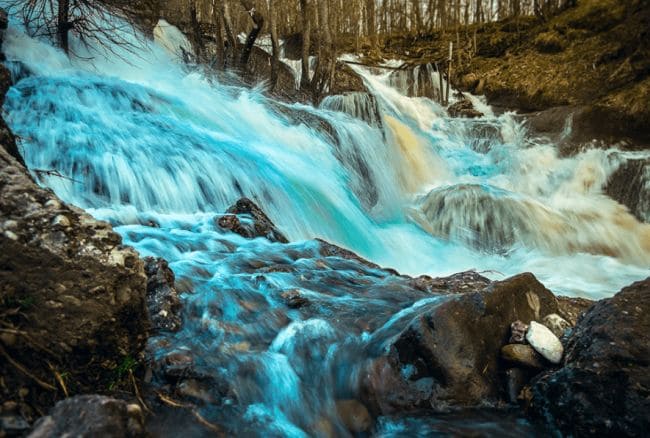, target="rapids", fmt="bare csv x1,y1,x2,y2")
1,13,649,437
